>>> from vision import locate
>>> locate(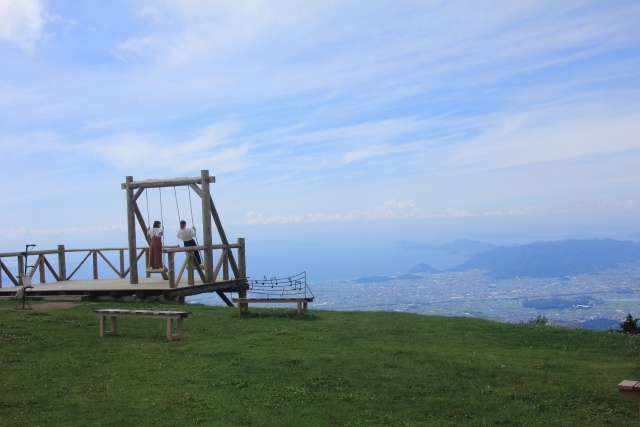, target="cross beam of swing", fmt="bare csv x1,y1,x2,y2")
120,176,215,190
